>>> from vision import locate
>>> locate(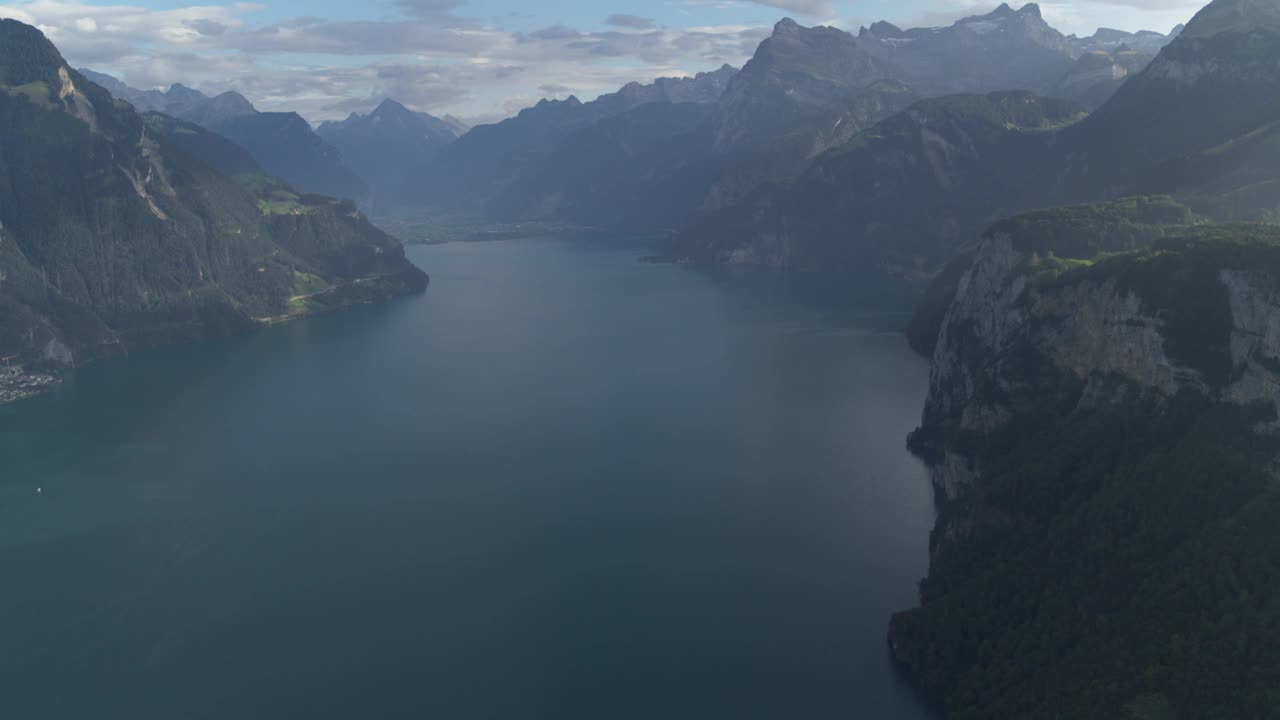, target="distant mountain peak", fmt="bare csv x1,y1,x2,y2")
211,91,255,111
167,83,203,97
374,98,409,113
774,17,802,34
864,20,905,39
1091,27,1133,41
370,98,417,121
964,2,1044,25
